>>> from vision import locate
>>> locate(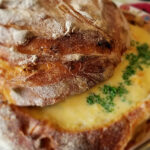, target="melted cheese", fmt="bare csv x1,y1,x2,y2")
2,24,150,131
